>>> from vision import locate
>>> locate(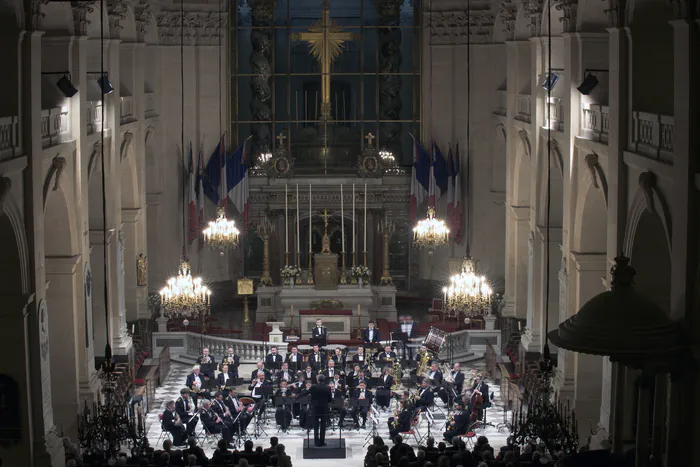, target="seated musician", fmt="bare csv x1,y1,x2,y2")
250,361,271,383
355,369,369,389
332,372,346,393
308,344,325,371
302,364,317,384
352,345,367,368
185,365,208,406
217,364,236,395
328,381,347,428
220,346,240,377
388,399,414,439
199,400,233,446
362,321,381,344
196,347,216,379
470,375,490,420
298,380,314,429
211,391,235,431
379,344,397,364
376,367,394,410
331,347,346,368
265,346,283,372
415,379,435,408
275,380,294,431
350,380,373,429
449,363,465,396
249,371,271,412
427,362,448,404
323,360,339,380
415,344,430,363
224,387,252,432
443,400,469,443
276,362,296,386
285,346,303,372
311,318,327,339
162,400,187,447
348,365,362,389
174,388,199,436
